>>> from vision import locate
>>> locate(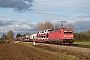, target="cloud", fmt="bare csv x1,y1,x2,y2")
33,0,90,22
0,0,34,12
0,16,90,34
0,18,37,33
0,19,14,27
52,18,90,32
18,19,27,24
70,19,90,31
34,0,90,14
36,11,70,18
